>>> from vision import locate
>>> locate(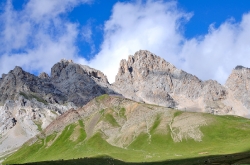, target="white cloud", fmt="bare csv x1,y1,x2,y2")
89,0,191,83
25,0,91,20
0,0,89,75
180,13,250,84
81,23,96,54
89,1,250,84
